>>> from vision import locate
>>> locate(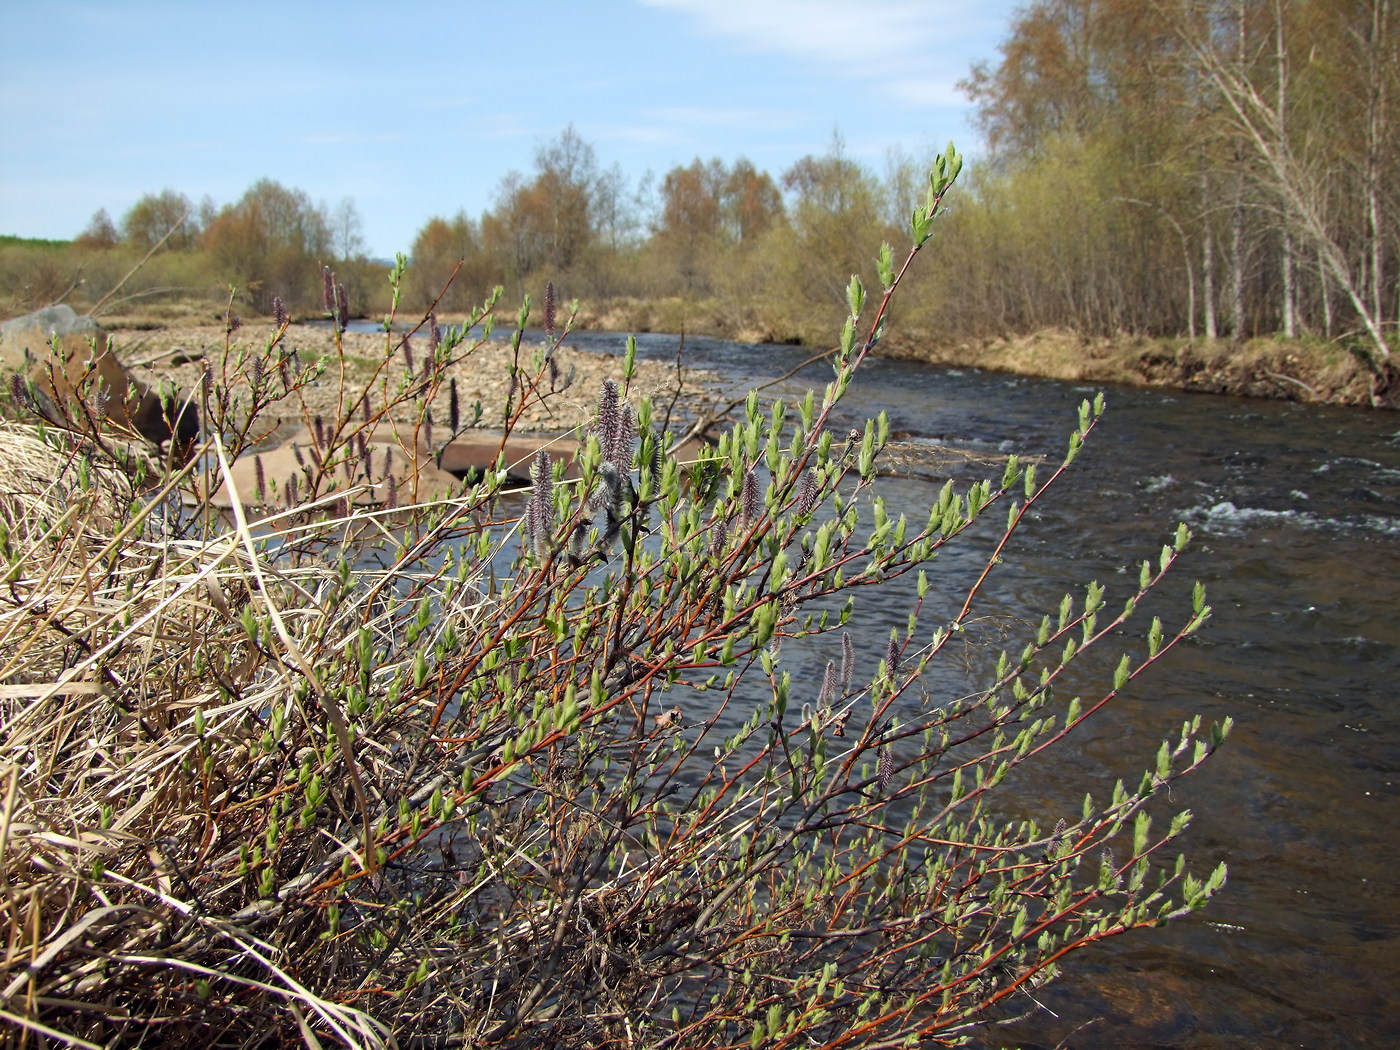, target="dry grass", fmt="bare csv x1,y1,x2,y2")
0,421,401,1045
0,250,1228,1048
